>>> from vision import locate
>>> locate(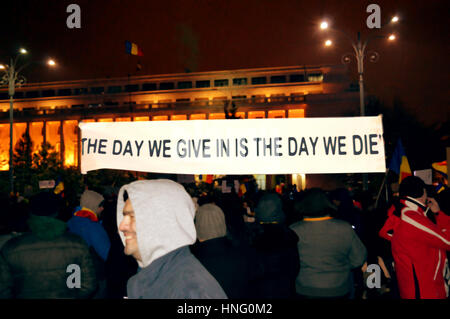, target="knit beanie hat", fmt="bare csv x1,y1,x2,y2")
399,176,426,199
255,193,285,223
195,203,227,241
80,190,104,212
